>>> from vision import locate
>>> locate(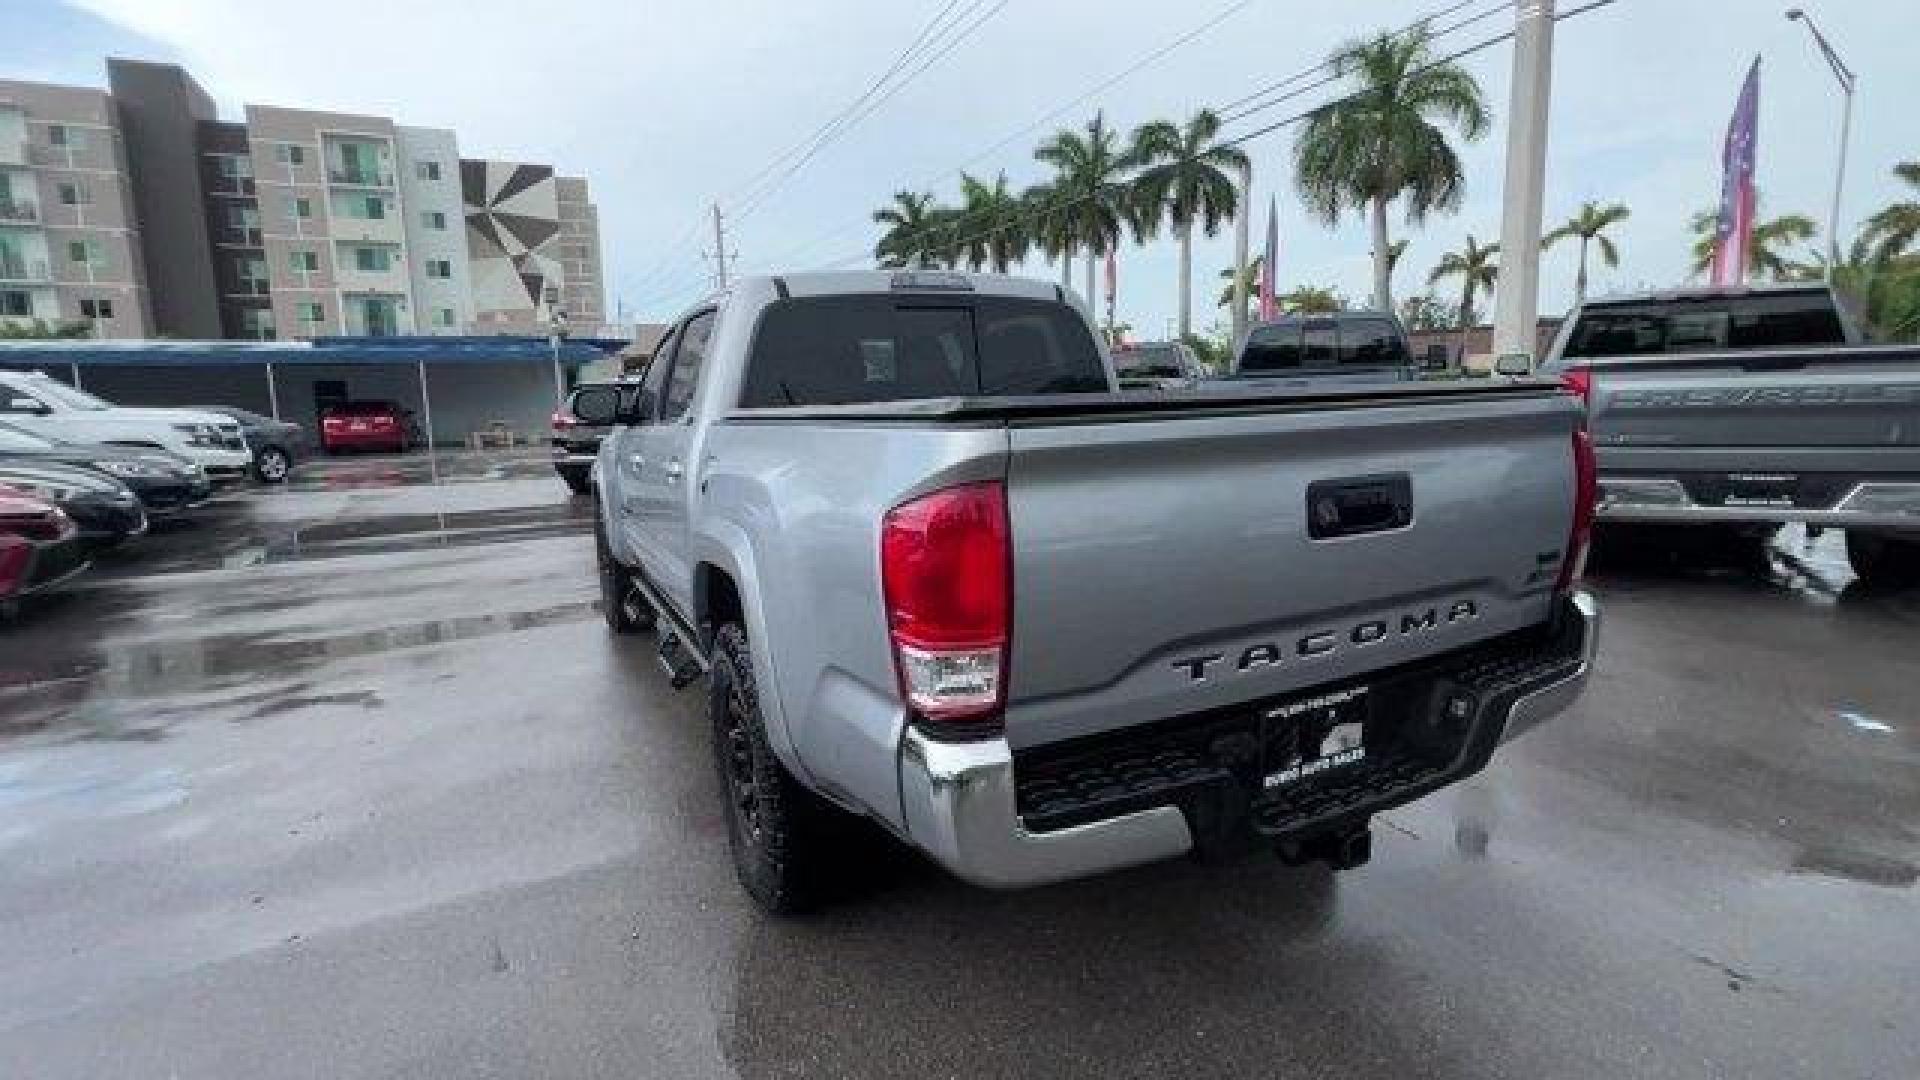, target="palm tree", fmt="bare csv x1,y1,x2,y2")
1543,201,1629,301
1429,234,1499,355
1217,256,1264,317
1280,284,1346,314
1023,182,1075,287
1688,205,1817,281
872,190,939,268
1128,109,1249,338
956,171,1027,273
1292,26,1489,312
1791,233,1920,342
1035,112,1133,308
1862,160,1920,263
